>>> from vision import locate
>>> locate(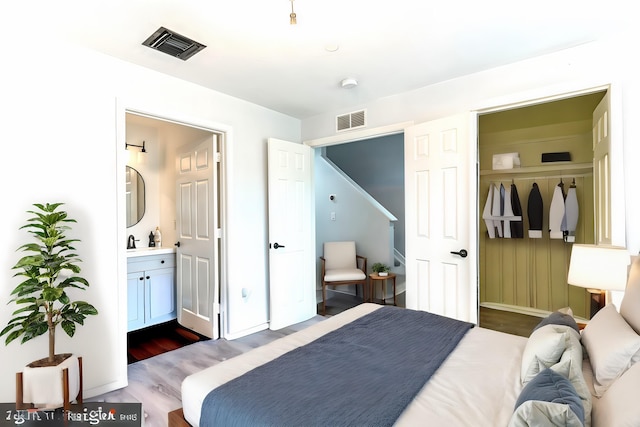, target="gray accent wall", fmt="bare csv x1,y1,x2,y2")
325,134,405,255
